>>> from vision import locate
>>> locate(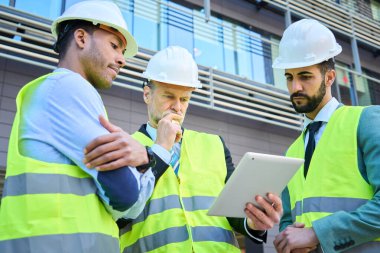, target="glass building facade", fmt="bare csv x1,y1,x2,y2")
1,0,379,106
